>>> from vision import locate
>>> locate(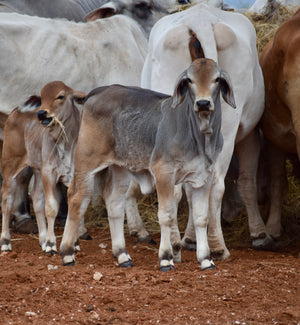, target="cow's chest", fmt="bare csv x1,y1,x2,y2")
174,157,214,188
